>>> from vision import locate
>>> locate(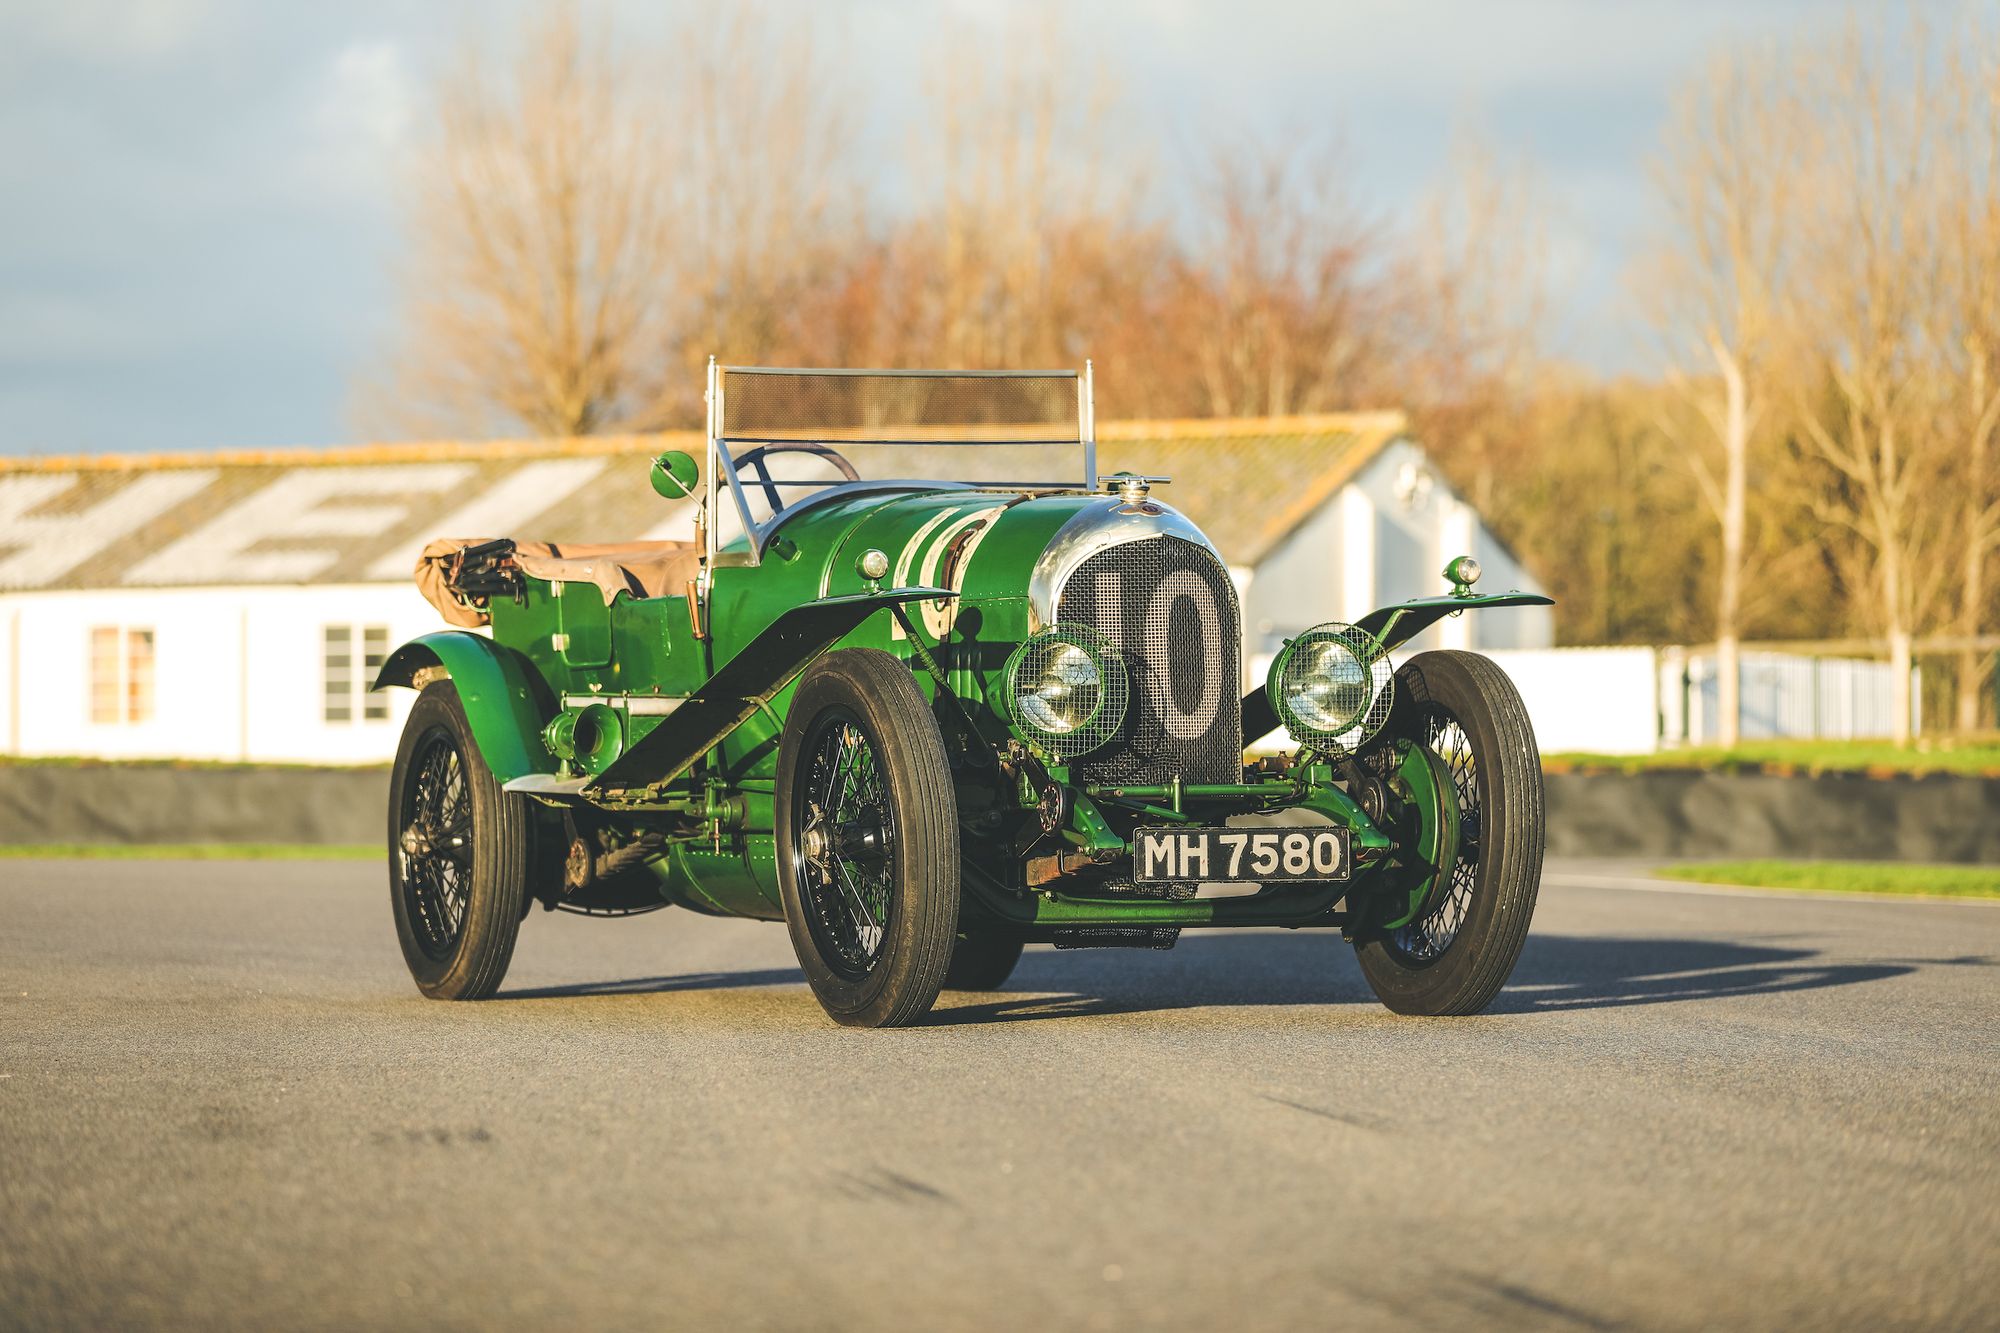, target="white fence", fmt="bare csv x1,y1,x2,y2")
1253,645,1917,756
1662,649,1919,746
1496,647,1915,754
